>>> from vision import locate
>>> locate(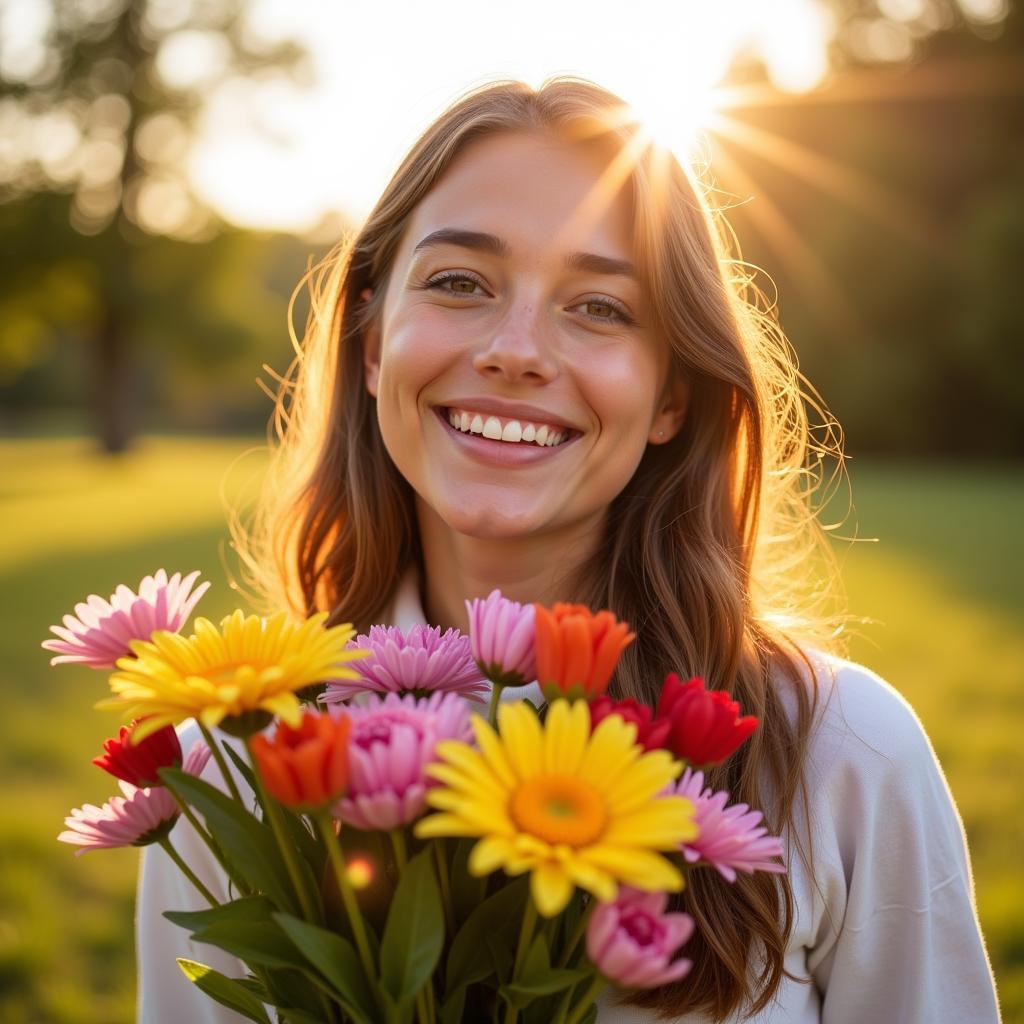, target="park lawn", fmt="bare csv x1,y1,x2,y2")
0,437,1020,1023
